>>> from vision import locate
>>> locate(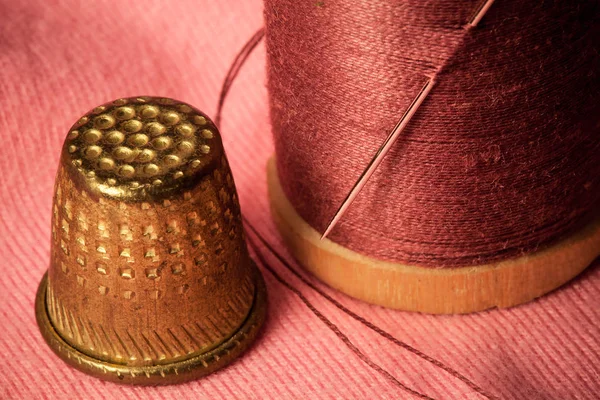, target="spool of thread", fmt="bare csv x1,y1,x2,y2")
264,0,600,313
